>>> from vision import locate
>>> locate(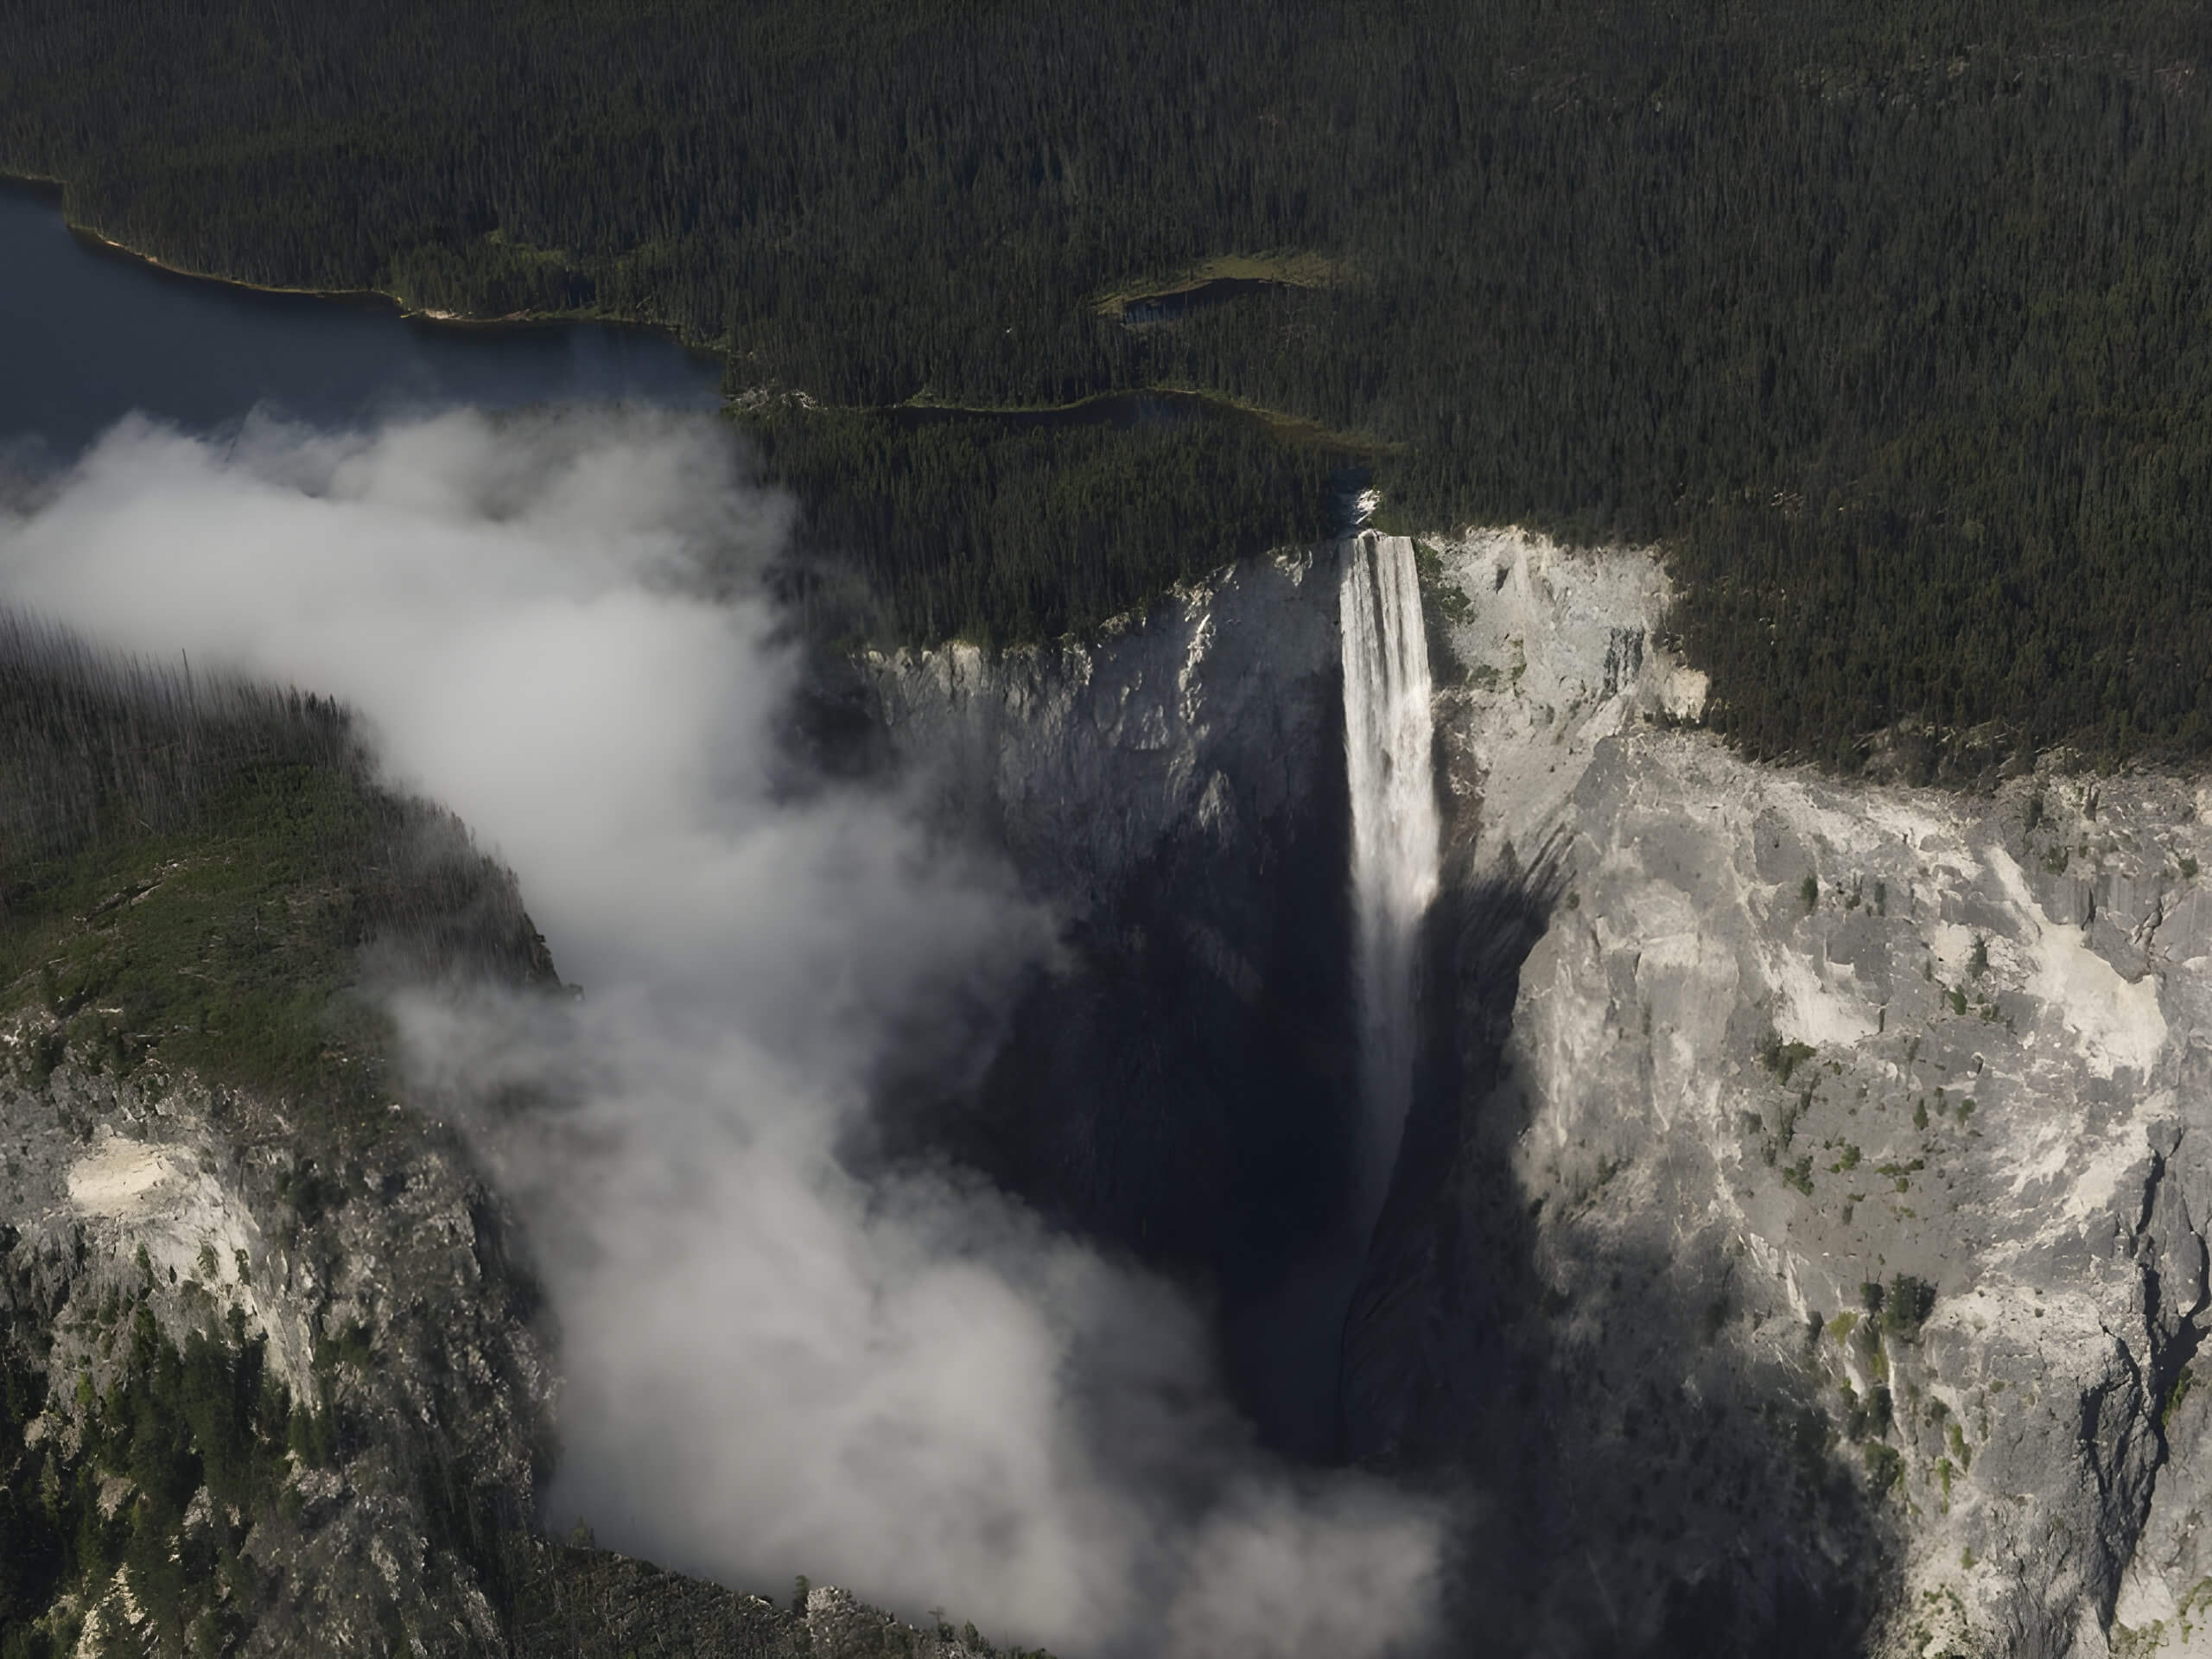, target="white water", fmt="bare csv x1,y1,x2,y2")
1340,531,1441,1236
